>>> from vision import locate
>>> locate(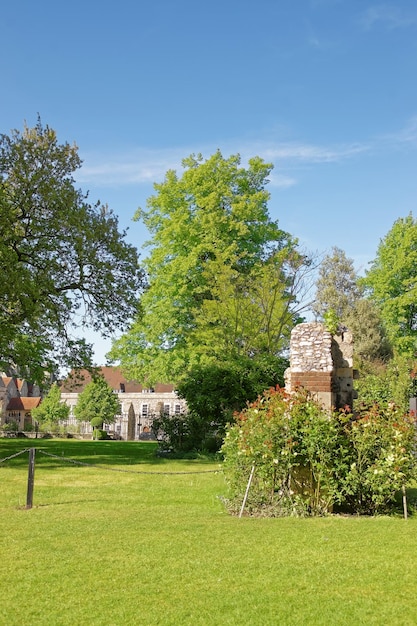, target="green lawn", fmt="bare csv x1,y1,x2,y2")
1,439,416,626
